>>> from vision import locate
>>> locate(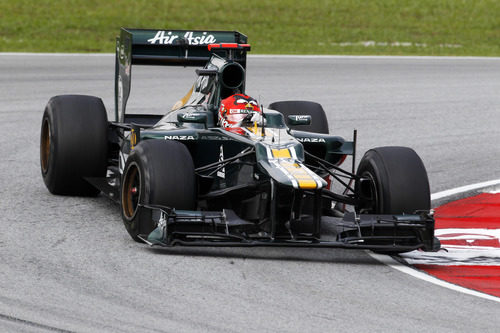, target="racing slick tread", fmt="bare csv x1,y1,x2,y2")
40,95,108,196
356,146,430,214
269,100,329,134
